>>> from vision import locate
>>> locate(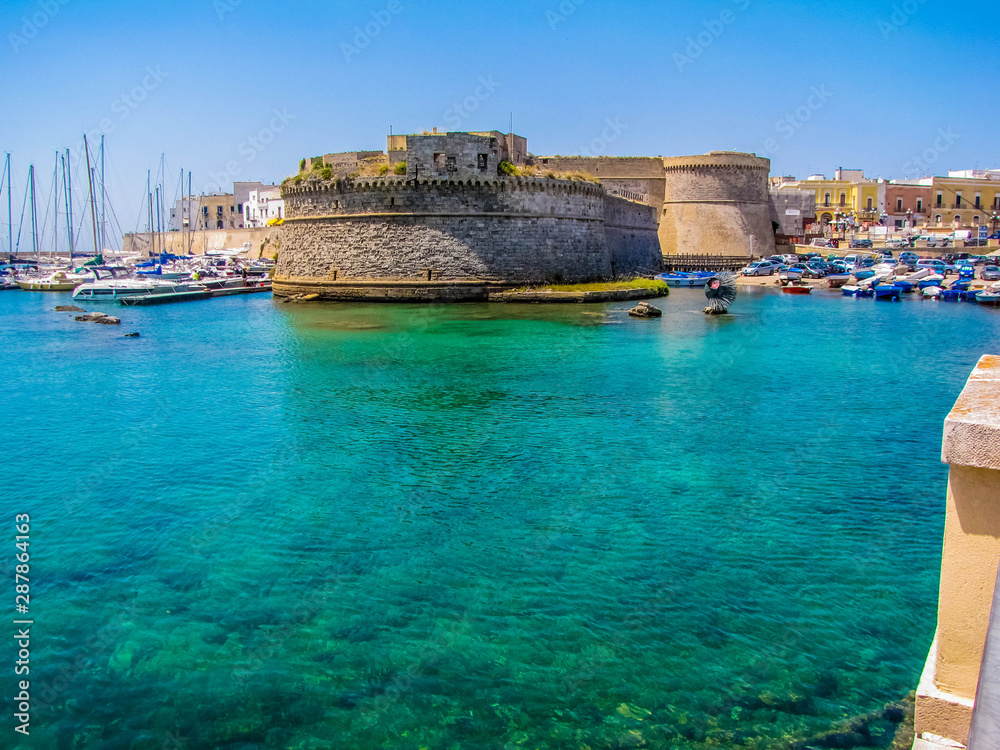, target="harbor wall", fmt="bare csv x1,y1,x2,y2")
914,354,1000,749
273,177,660,301
122,227,282,258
